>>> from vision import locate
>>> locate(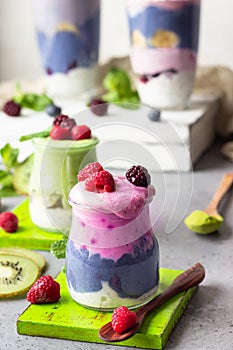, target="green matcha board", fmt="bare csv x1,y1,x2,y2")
17,267,197,349
0,198,62,250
